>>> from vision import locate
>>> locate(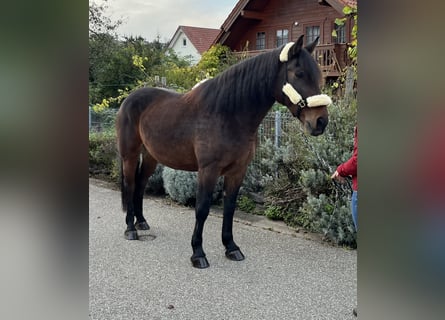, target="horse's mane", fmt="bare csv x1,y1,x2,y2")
185,49,281,116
